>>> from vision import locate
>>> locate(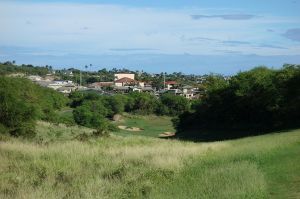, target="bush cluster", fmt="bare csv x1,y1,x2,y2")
70,91,190,131
0,77,67,137
175,65,300,138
